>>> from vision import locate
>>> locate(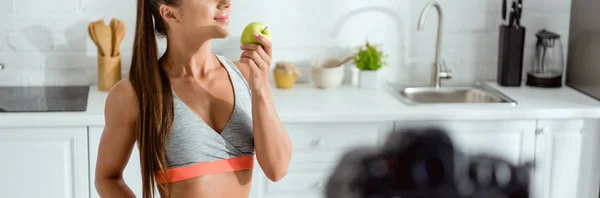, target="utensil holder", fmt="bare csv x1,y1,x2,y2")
97,54,122,91
497,25,526,86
